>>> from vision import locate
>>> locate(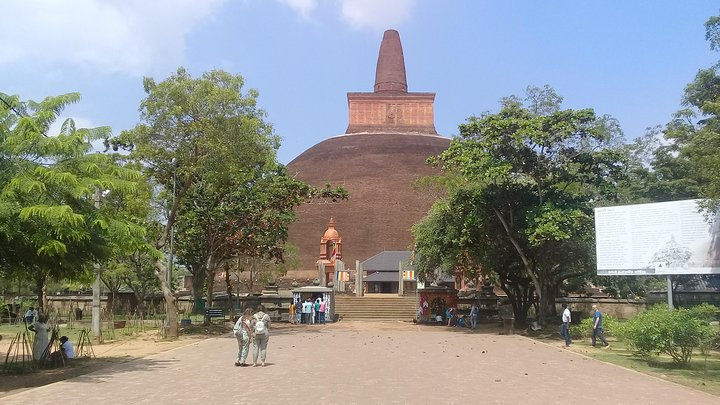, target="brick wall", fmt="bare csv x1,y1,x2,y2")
346,93,436,134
